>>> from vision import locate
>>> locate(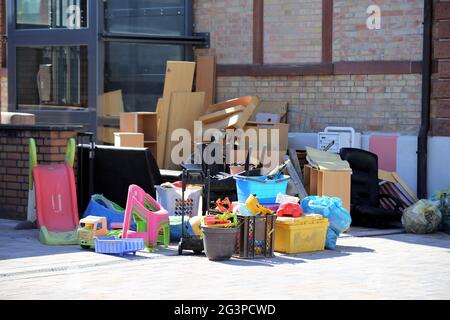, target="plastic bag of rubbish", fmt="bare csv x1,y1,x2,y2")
402,200,442,234
301,196,352,234
325,228,339,250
